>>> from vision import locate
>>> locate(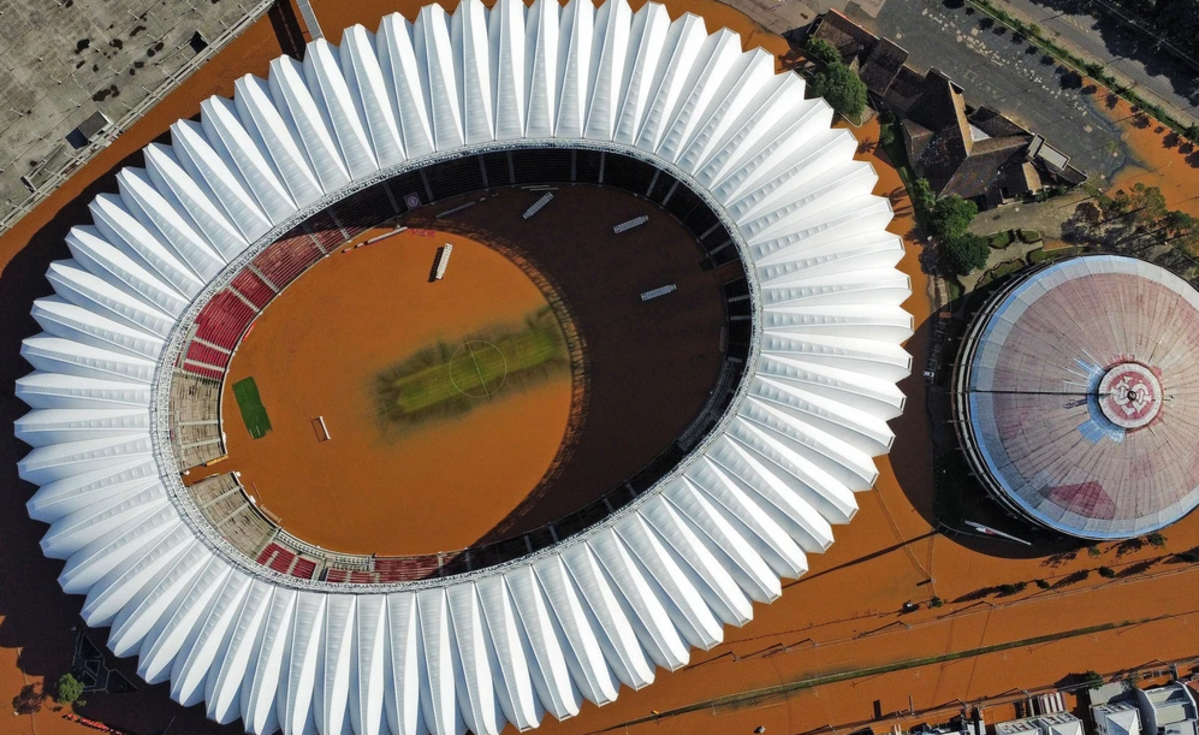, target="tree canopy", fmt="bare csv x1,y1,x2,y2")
930,195,979,239
805,37,842,66
943,232,990,276
909,184,986,275
56,673,84,705
811,63,867,118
